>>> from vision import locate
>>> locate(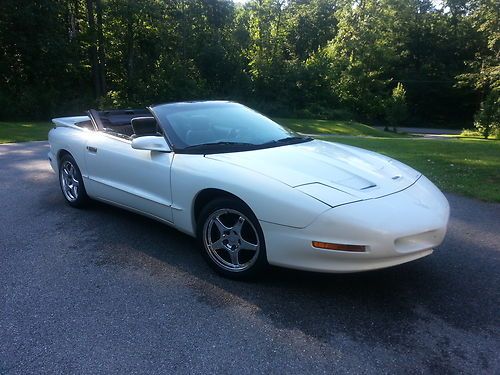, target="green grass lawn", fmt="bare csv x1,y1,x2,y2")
275,117,406,138
1,118,498,202
323,136,500,202
2,117,399,143
0,121,53,143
